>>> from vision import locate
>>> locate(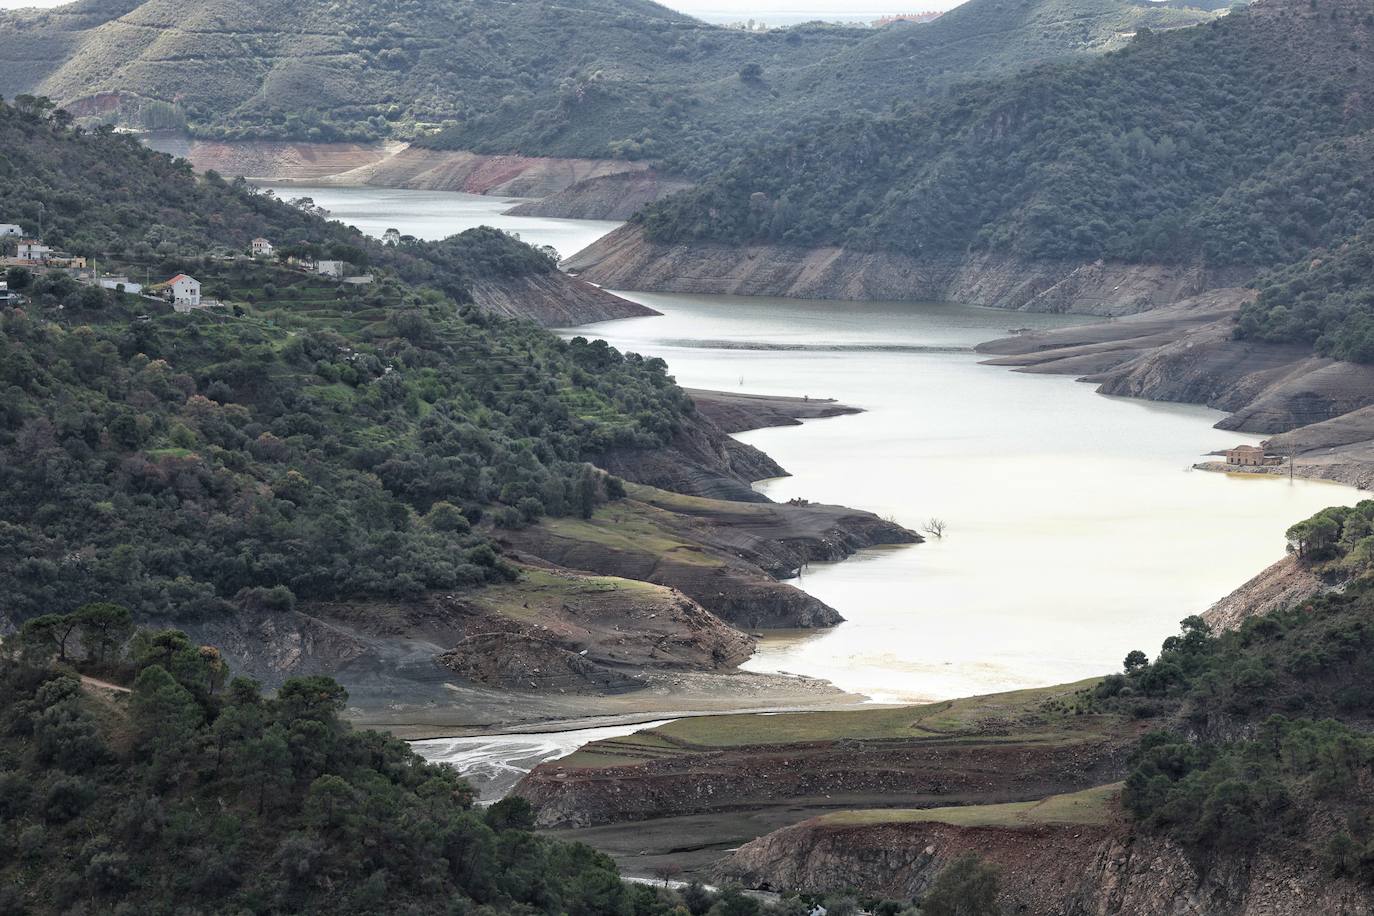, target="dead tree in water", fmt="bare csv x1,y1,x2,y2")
922,517,948,539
